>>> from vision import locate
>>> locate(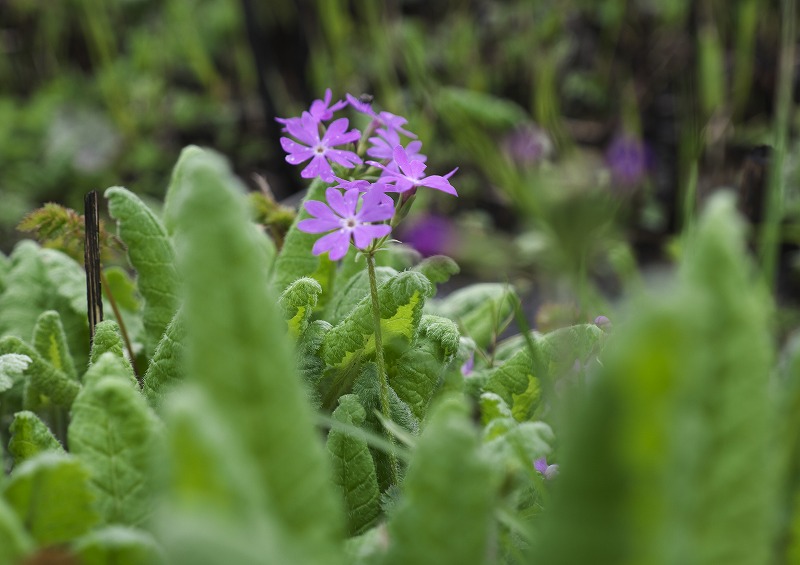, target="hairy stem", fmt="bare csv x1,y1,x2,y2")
366,251,399,484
